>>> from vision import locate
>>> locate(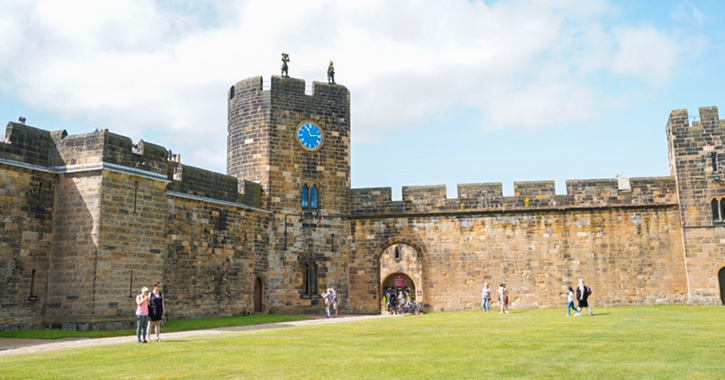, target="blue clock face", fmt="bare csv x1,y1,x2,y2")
296,122,323,151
